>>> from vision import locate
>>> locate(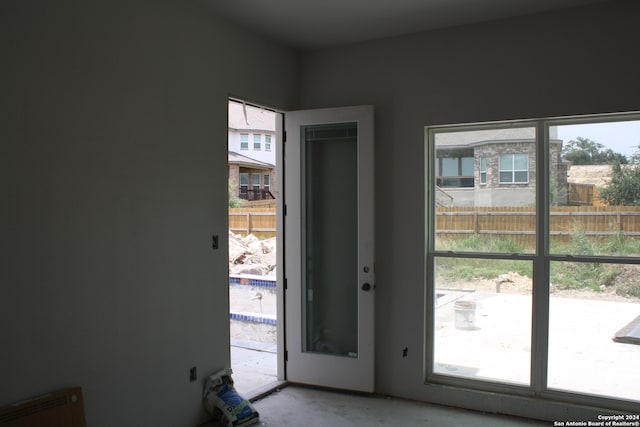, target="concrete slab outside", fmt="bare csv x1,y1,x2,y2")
231,338,278,395
435,291,640,401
